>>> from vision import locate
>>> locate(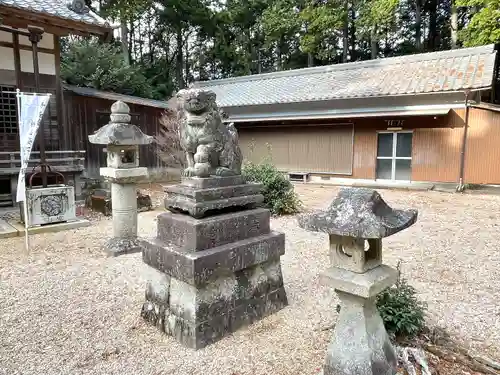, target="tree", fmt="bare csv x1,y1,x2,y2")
451,0,459,48
260,0,302,70
356,0,399,59
155,109,186,168
100,0,152,63
457,0,500,46
60,0,496,102
299,0,346,64
61,39,157,99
